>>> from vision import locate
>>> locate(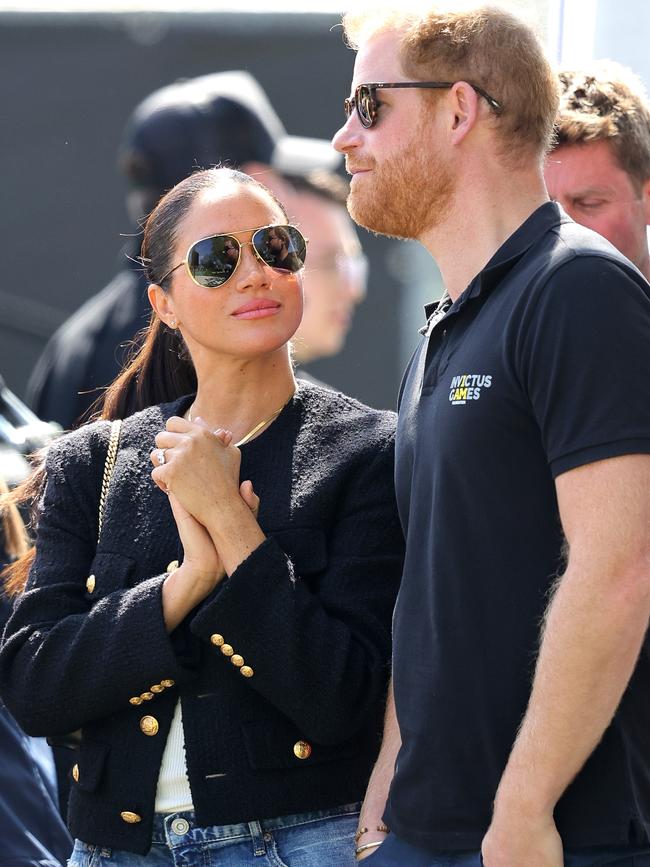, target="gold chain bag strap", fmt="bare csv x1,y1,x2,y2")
98,418,122,543
48,419,123,755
